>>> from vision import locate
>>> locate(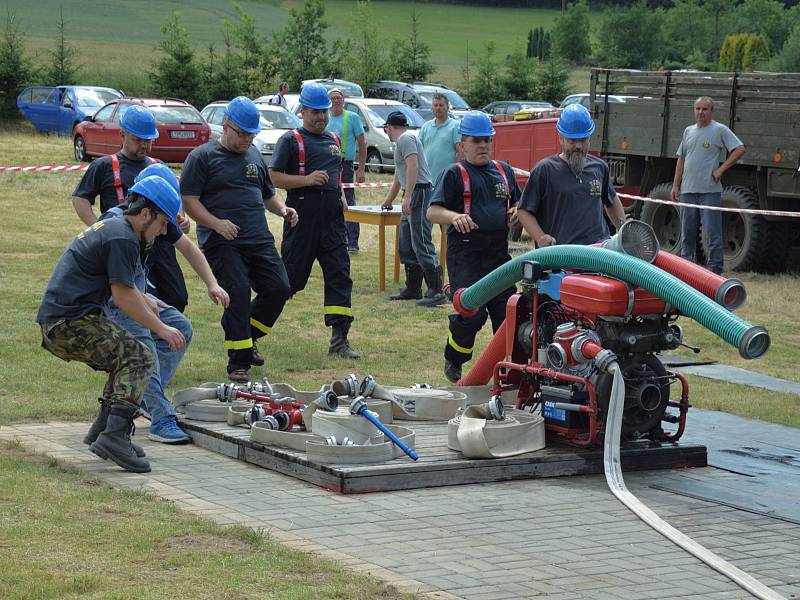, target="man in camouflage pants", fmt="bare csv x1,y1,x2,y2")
36,175,185,473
